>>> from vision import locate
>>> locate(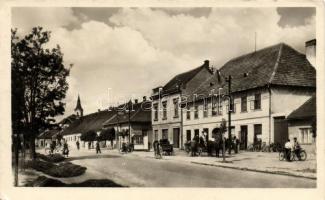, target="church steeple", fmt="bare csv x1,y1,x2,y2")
74,94,83,117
